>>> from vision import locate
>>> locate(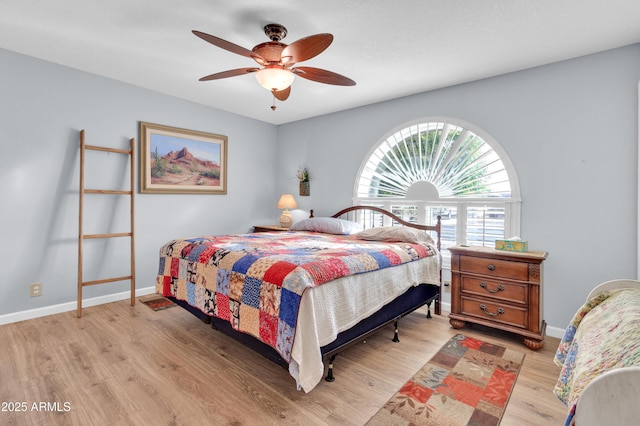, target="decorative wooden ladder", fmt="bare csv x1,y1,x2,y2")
77,130,135,317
